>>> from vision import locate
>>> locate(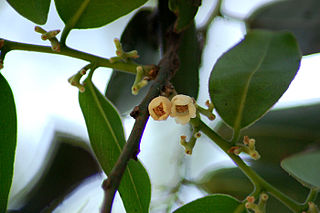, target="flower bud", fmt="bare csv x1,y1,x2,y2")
148,96,171,121
170,94,196,125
